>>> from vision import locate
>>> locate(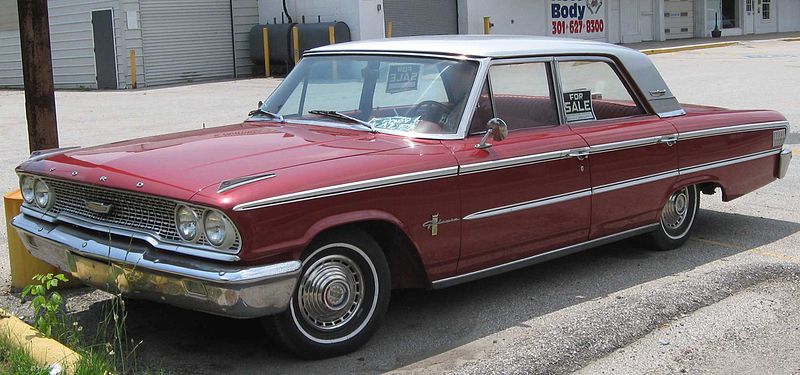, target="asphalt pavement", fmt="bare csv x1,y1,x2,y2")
0,38,799,374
